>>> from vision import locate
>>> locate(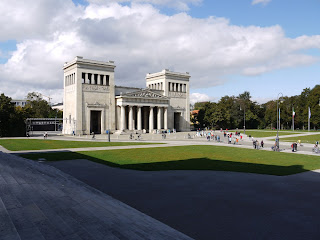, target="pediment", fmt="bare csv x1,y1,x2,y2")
121,89,168,99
